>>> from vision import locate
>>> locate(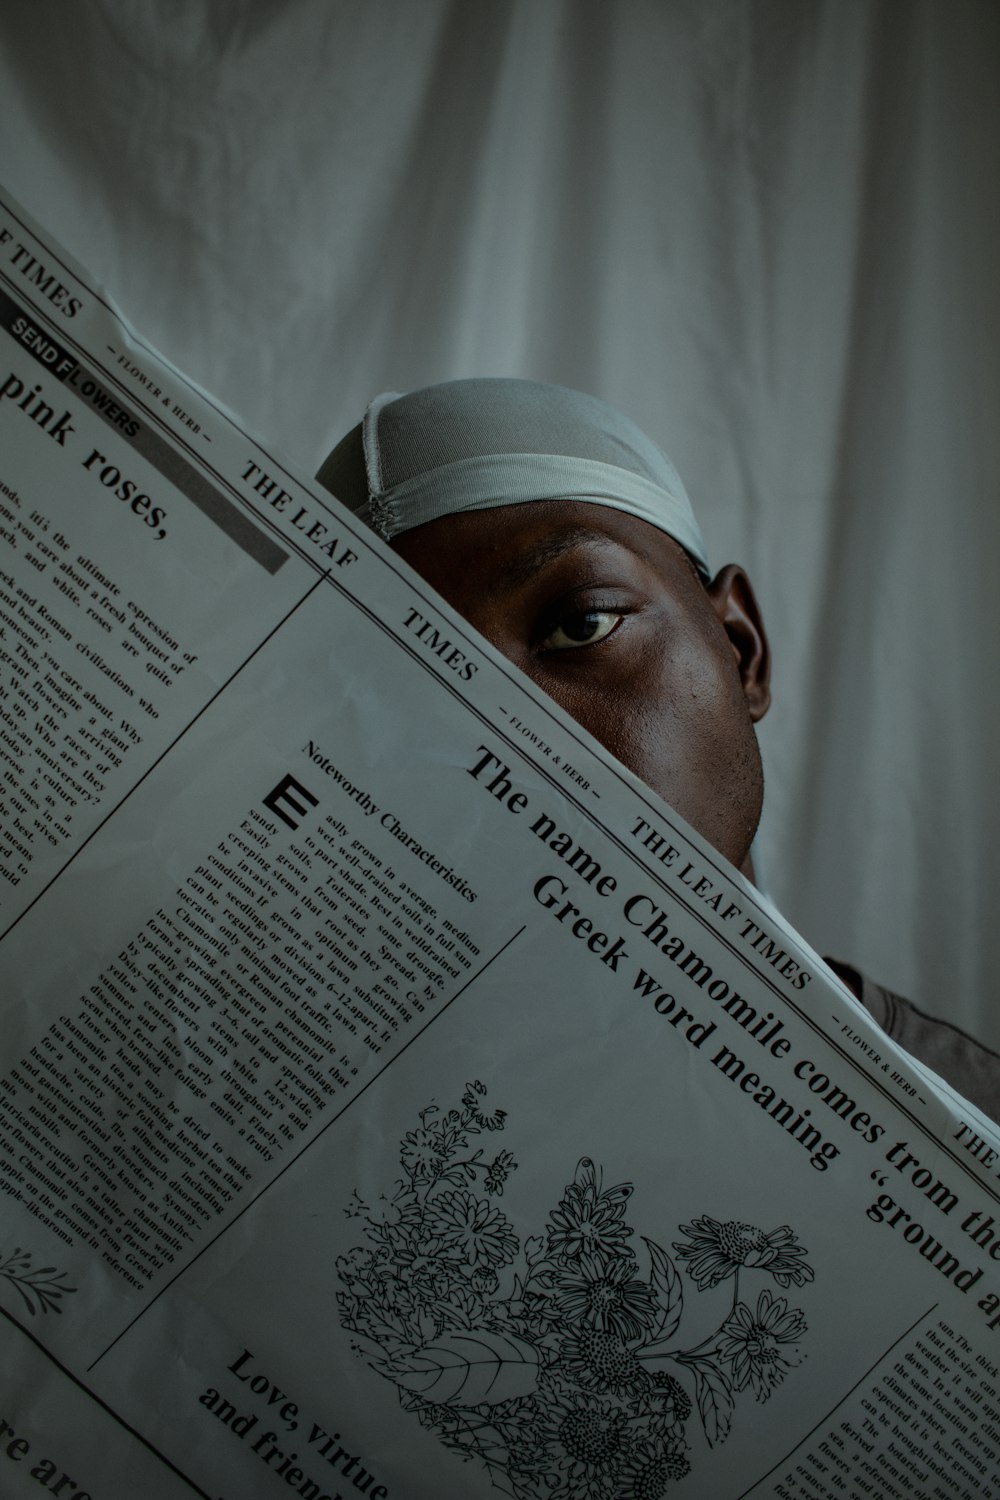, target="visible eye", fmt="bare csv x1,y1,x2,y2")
539,608,623,651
